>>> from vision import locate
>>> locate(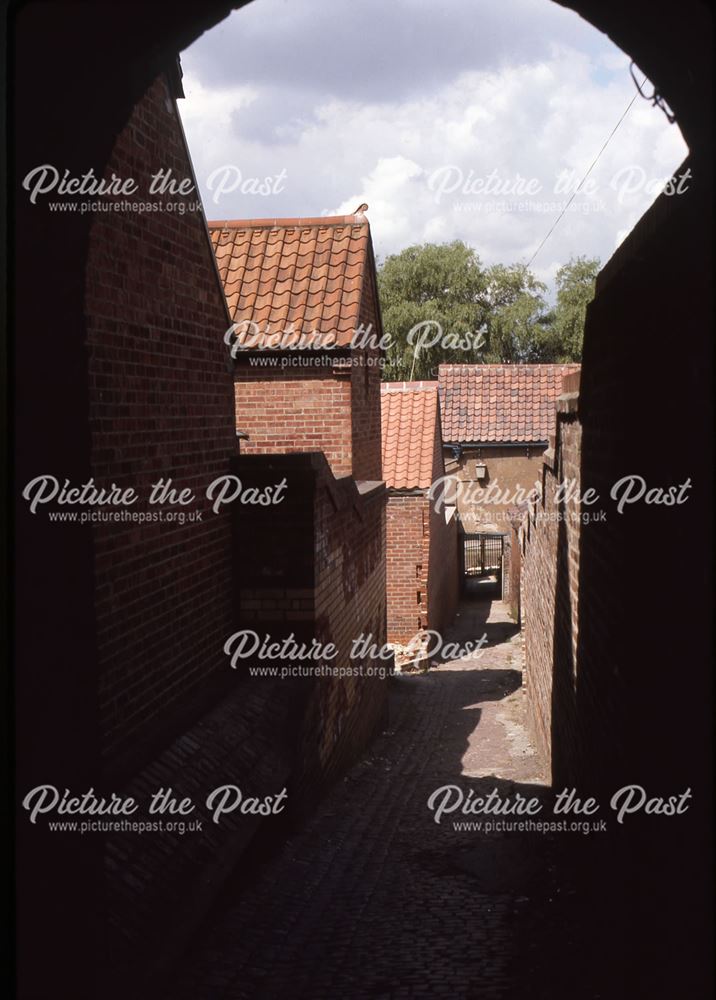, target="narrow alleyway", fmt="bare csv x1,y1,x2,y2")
165,599,604,1000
